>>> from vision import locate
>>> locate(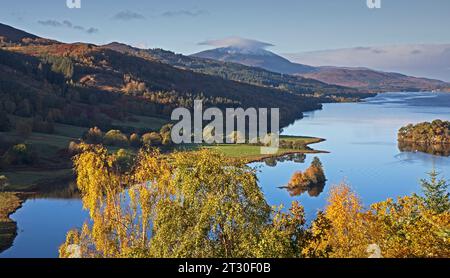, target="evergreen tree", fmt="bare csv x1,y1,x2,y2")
420,169,450,213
